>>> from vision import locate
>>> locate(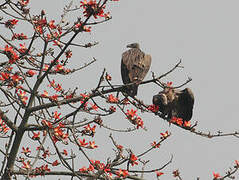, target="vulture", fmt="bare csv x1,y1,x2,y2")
153,87,194,122
121,43,152,97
